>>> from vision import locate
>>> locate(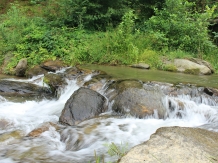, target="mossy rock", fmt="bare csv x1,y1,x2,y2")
43,73,67,95
26,65,48,78
108,79,143,93
184,68,200,75
164,64,177,72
